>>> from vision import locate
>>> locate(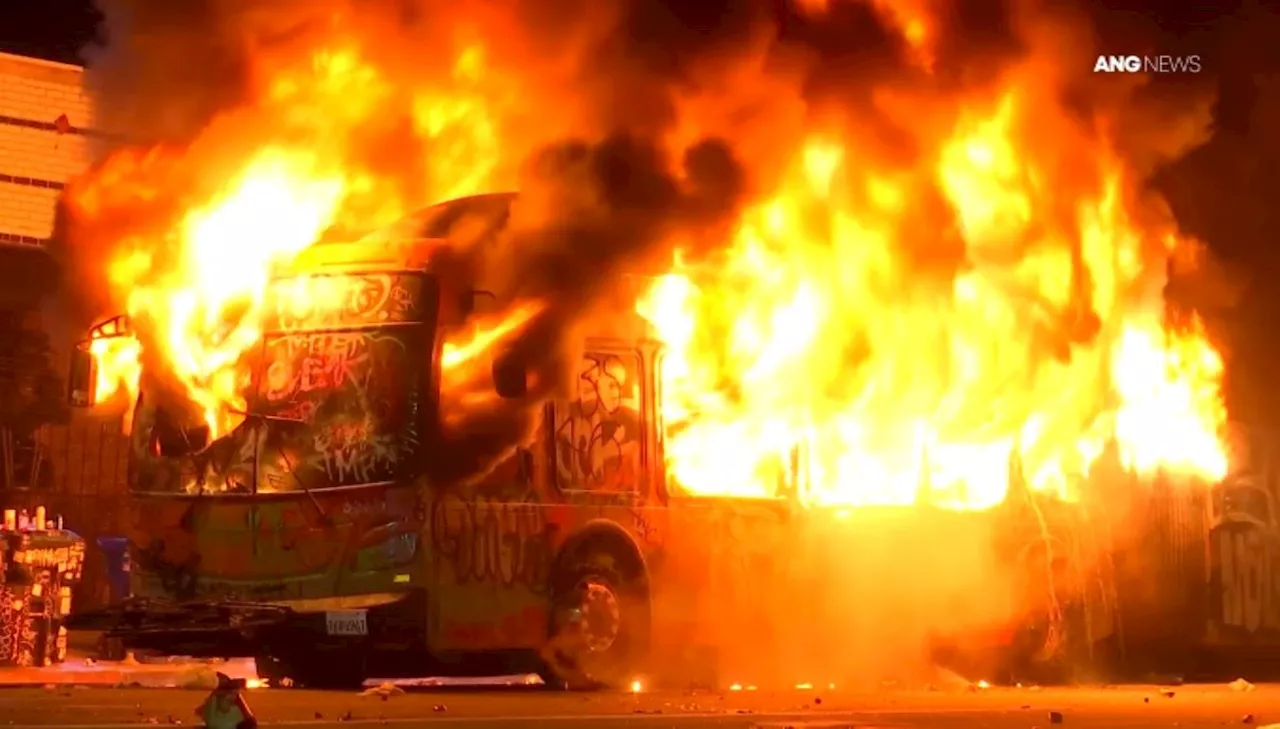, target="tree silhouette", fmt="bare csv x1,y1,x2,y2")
0,308,66,489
